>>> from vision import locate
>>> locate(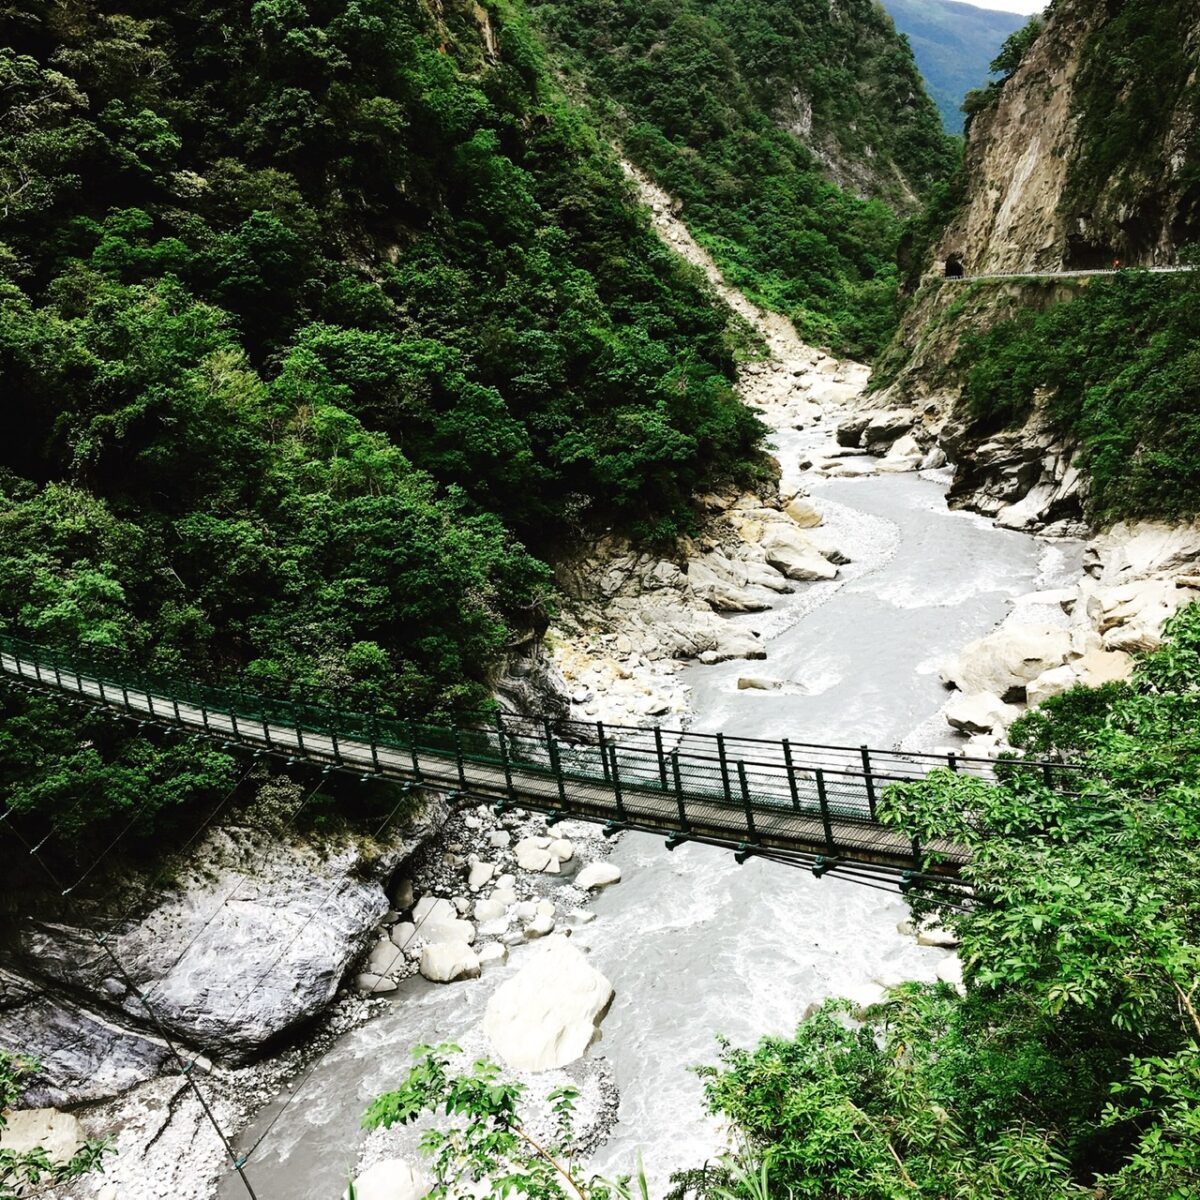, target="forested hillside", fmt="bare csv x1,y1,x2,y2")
880,0,1024,132
527,0,957,357
0,0,767,853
